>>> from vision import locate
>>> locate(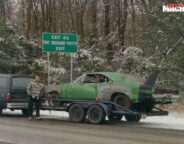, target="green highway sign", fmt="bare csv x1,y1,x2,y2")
42,33,78,53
